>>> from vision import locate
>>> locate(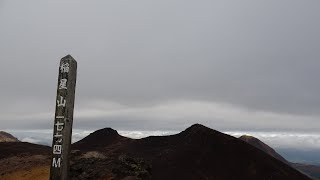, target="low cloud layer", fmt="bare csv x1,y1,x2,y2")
2,100,320,132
